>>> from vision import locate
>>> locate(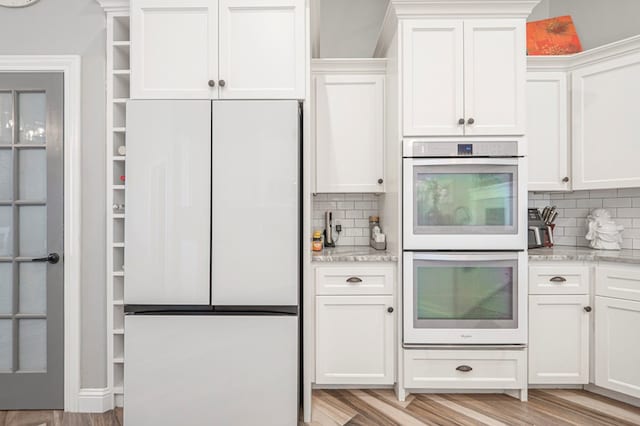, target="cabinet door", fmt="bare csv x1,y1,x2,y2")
463,20,525,136
314,74,385,192
572,52,640,189
218,0,305,99
527,72,570,191
131,0,218,99
402,19,464,136
595,296,640,398
315,296,394,385
529,295,590,384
